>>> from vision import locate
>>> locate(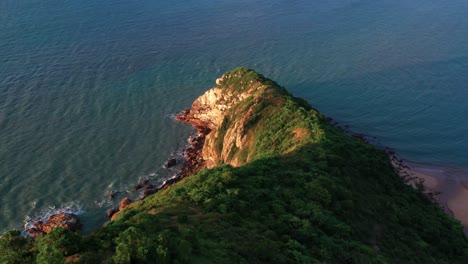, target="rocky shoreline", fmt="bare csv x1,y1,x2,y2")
107,110,210,220
26,109,212,235
105,111,210,221
27,212,81,237
27,111,467,237
175,110,211,176
26,73,467,238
